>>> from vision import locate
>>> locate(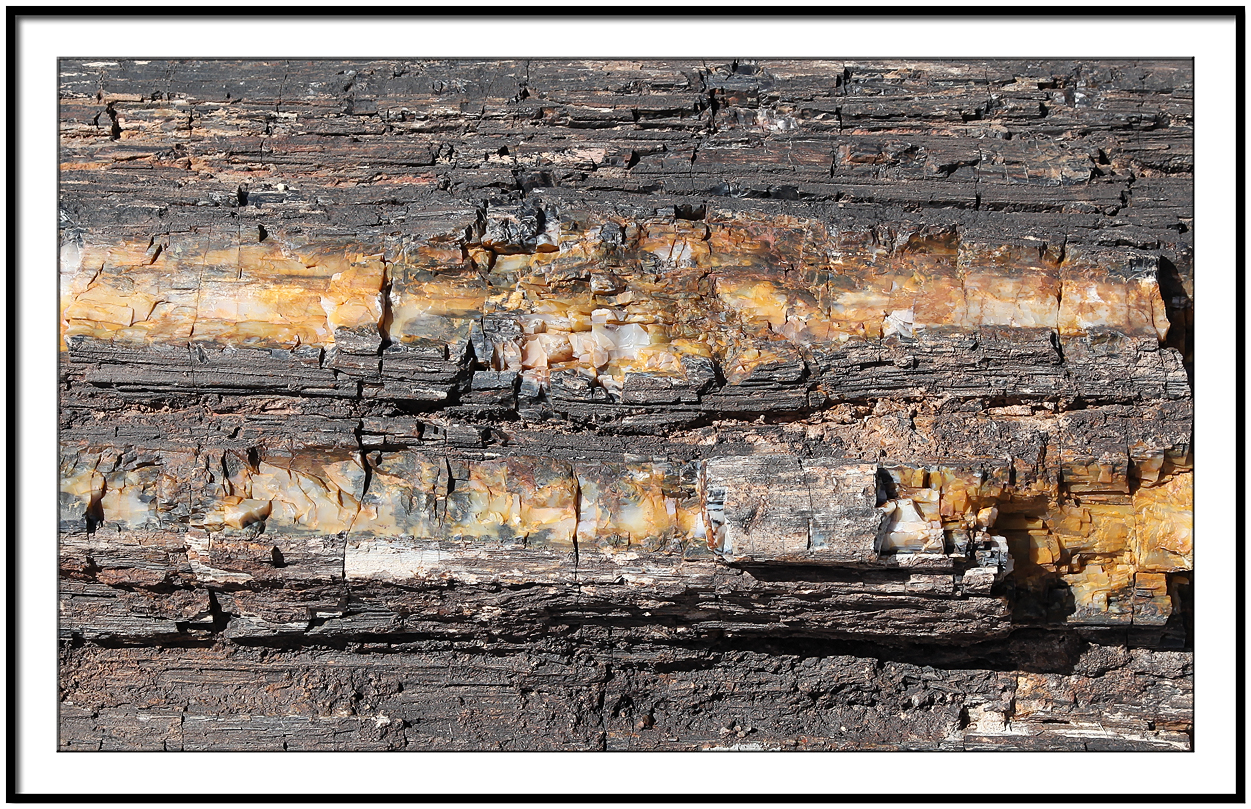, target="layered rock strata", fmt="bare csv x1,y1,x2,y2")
58,58,1193,752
